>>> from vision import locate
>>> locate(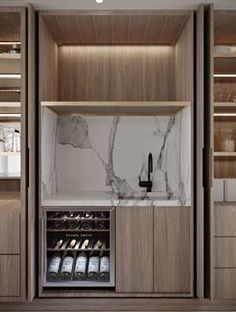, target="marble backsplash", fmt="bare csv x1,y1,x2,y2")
41,107,192,205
